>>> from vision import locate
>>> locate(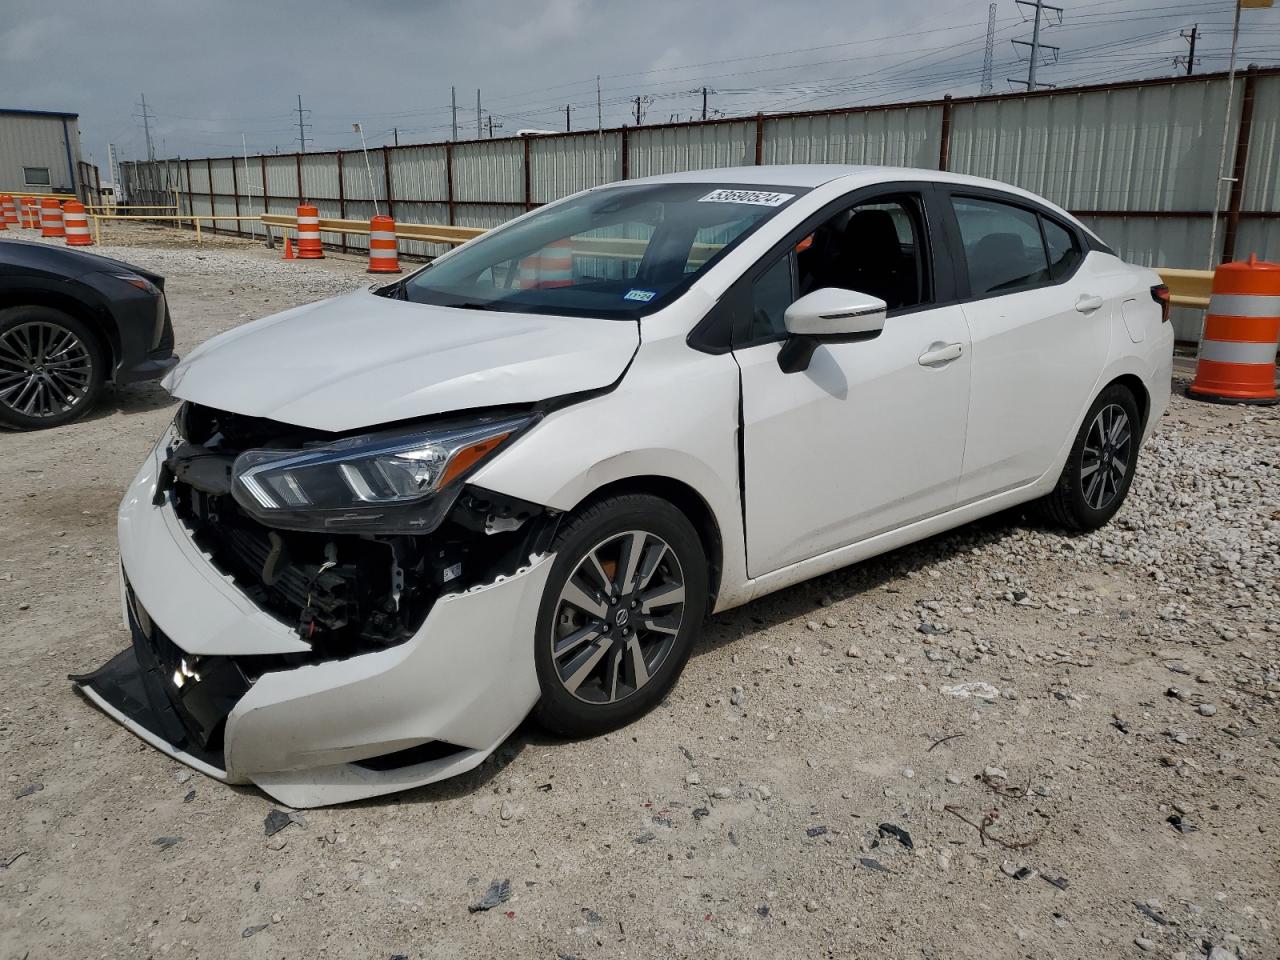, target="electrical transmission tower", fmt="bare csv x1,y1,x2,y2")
1175,24,1201,76
1009,0,1062,91
294,94,312,152
981,4,997,95
135,93,156,161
